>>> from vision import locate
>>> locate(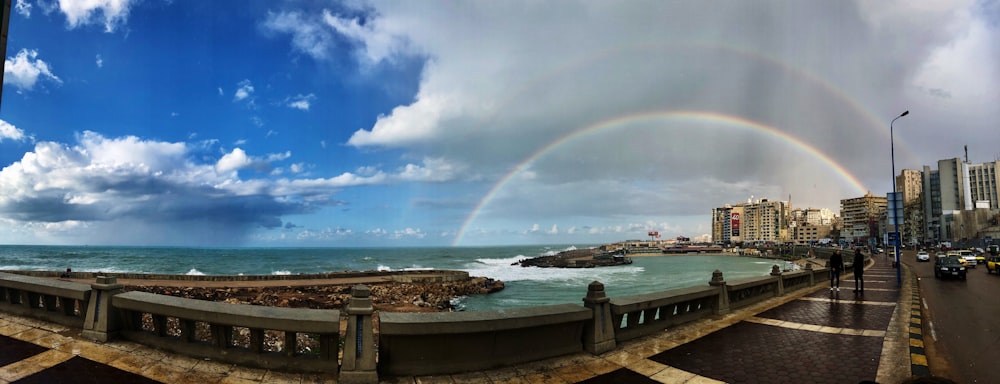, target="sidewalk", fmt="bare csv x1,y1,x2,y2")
0,256,914,383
